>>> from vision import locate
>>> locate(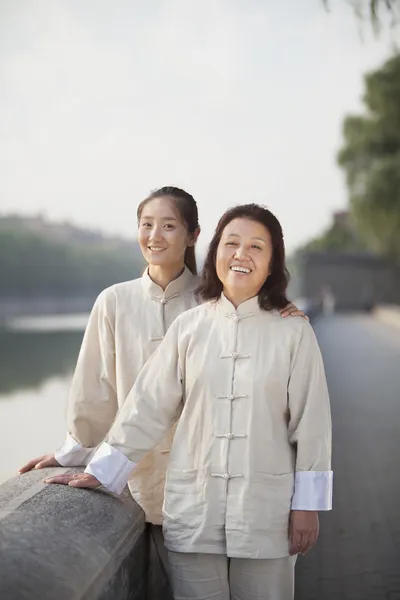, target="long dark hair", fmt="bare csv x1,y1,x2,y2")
197,204,290,310
137,186,199,275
